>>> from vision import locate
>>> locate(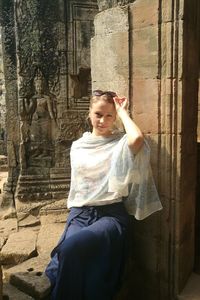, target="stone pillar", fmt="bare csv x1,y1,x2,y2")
0,0,20,216
14,0,64,214
91,0,200,299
